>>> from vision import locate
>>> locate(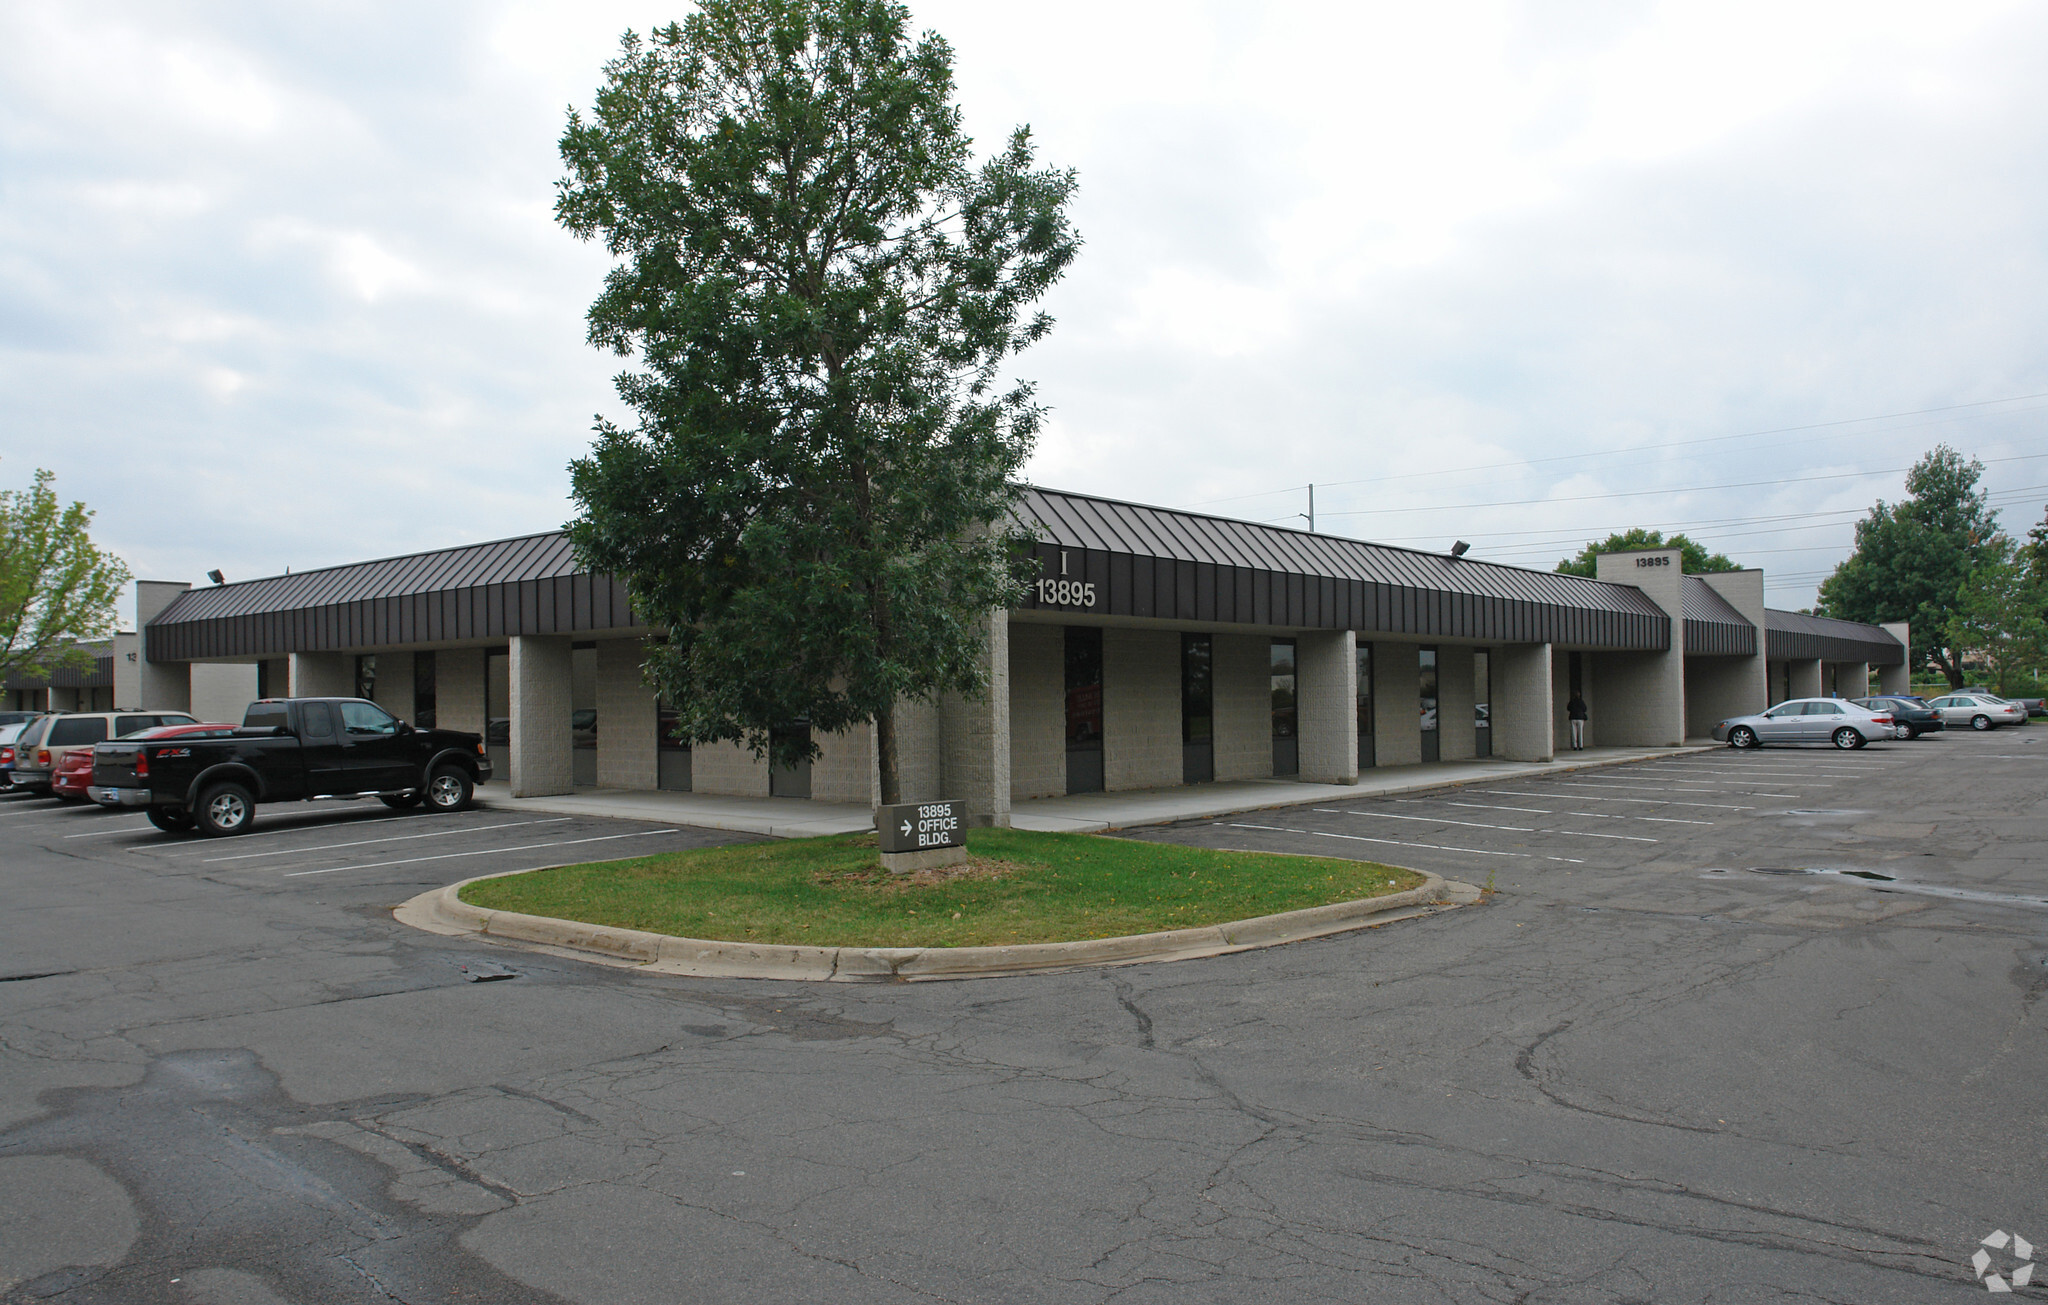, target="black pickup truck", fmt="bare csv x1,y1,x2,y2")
91,697,492,835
